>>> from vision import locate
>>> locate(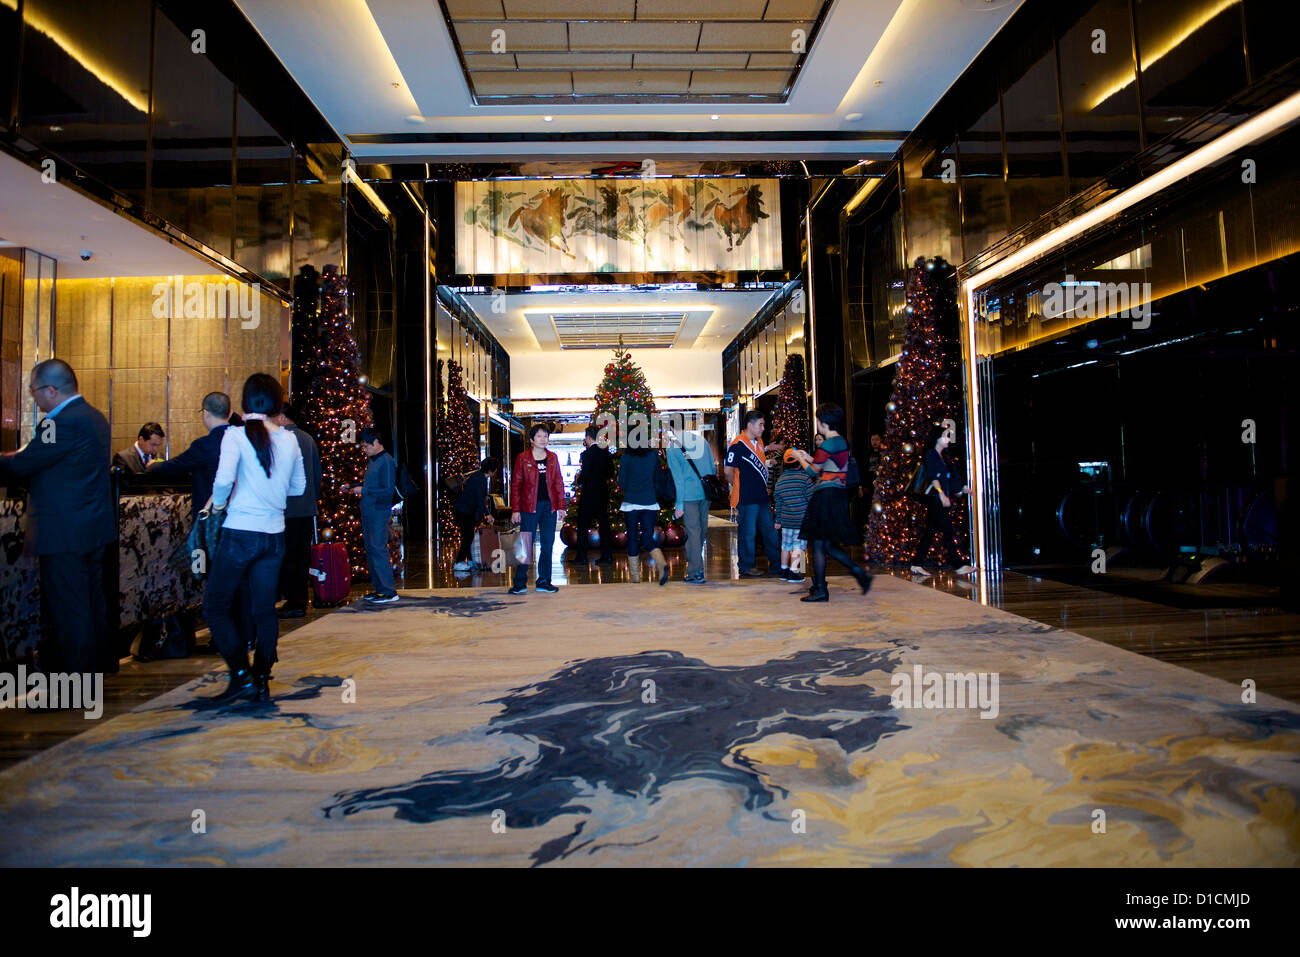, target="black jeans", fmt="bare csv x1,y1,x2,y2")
454,510,478,563
625,508,658,557
278,515,314,610
575,492,612,561
202,528,285,667
915,495,961,566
